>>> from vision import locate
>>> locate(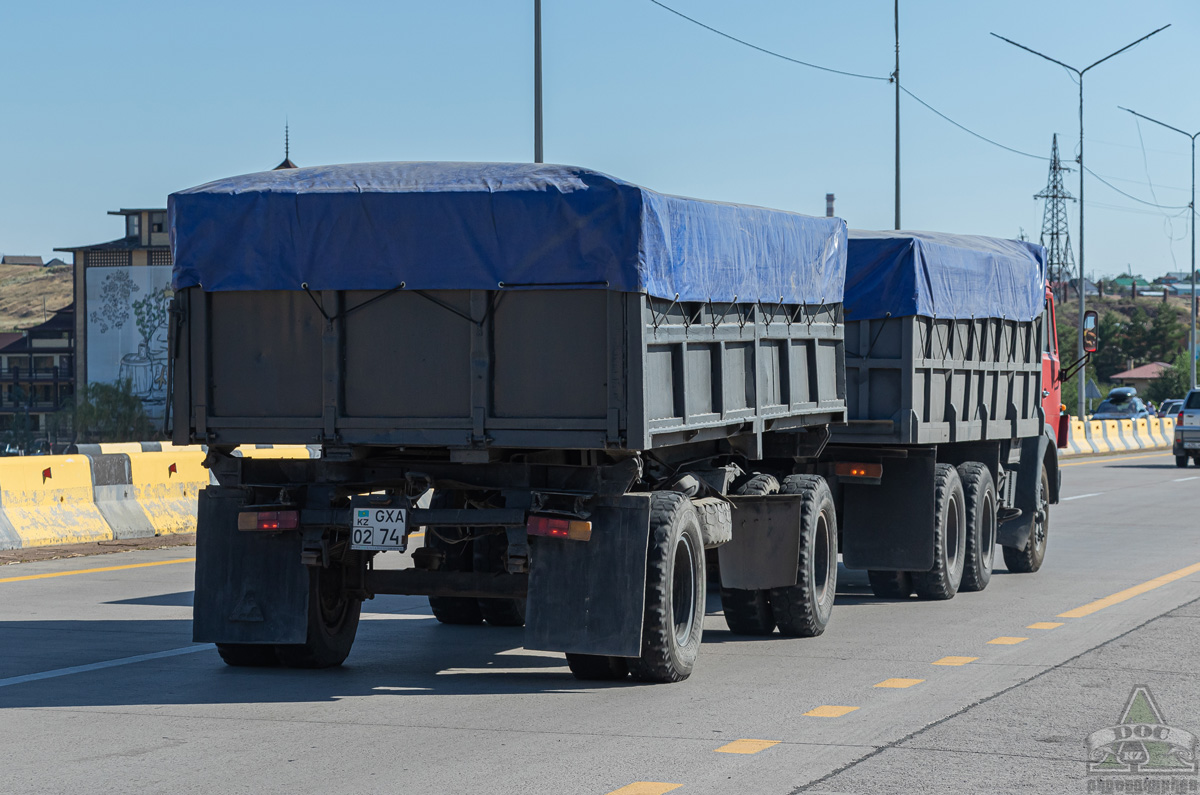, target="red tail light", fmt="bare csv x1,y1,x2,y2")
1178,412,1184,424
237,510,299,531
527,515,592,541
